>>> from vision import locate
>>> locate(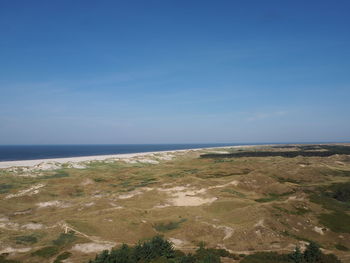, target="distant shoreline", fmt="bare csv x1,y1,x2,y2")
0,142,348,169
0,145,250,169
